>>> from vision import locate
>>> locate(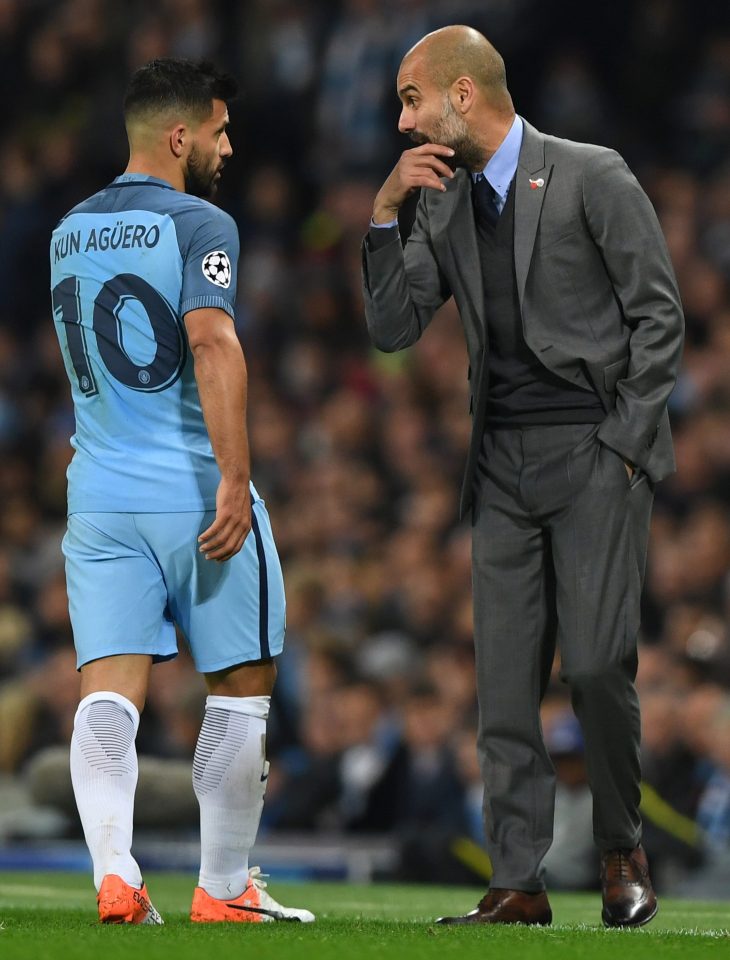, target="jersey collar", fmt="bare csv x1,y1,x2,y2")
111,173,175,190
